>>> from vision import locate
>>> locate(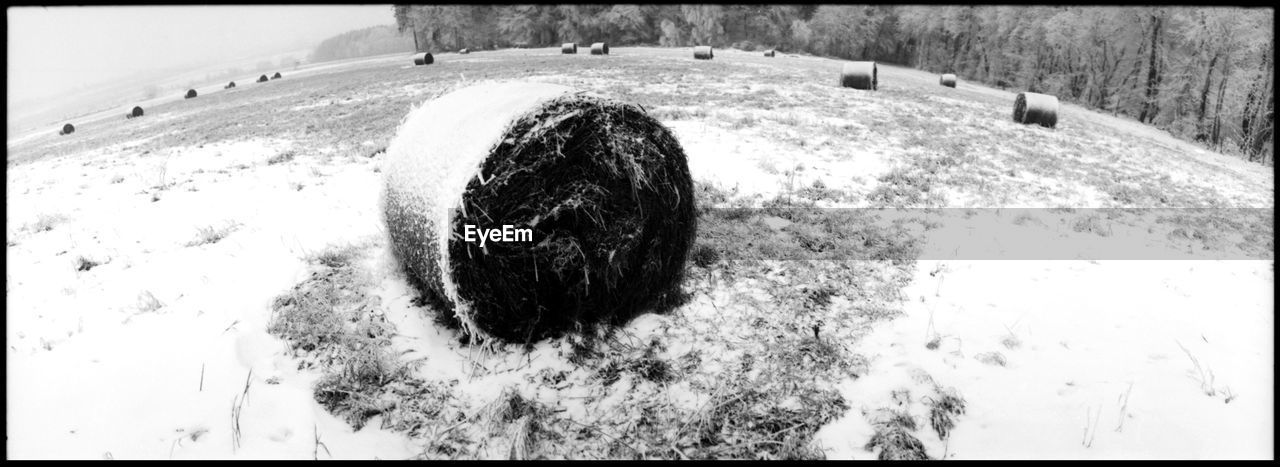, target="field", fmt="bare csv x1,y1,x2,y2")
5,46,1273,459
